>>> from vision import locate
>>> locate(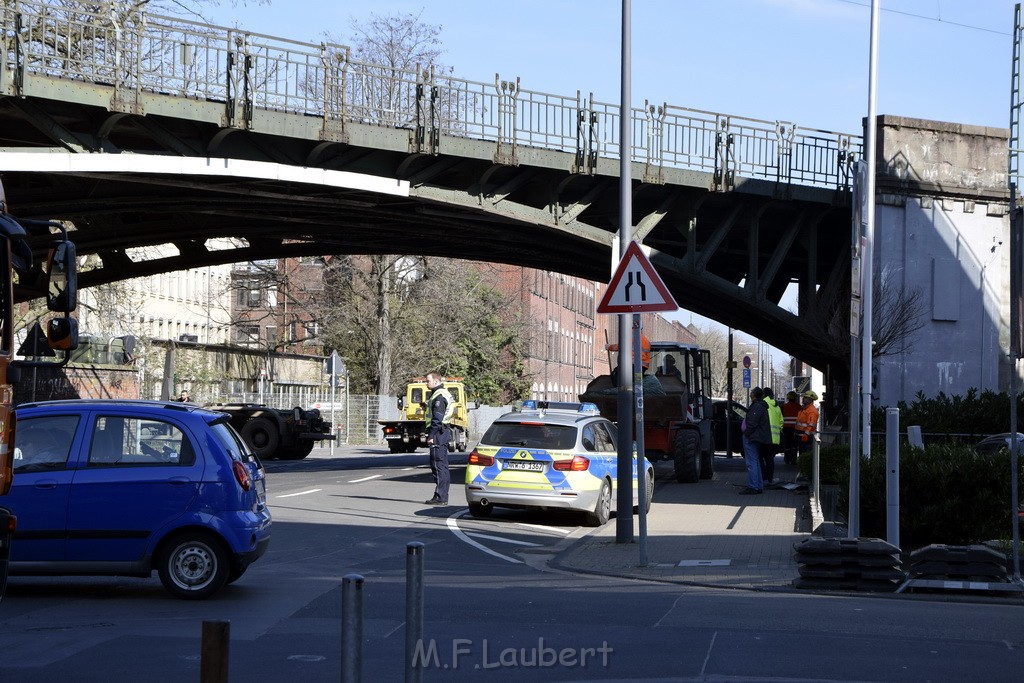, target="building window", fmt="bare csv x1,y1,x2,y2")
236,325,259,346
237,281,261,308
